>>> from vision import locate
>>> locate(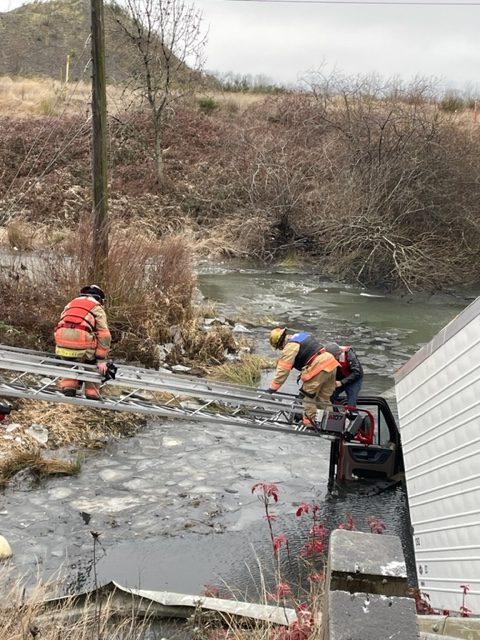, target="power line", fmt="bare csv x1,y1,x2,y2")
226,0,480,5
